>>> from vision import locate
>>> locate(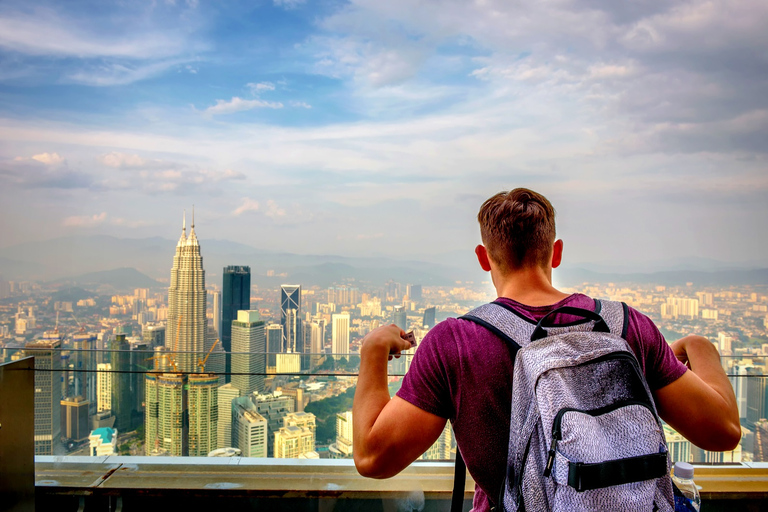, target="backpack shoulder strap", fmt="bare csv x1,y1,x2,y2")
459,301,534,356
595,299,630,340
